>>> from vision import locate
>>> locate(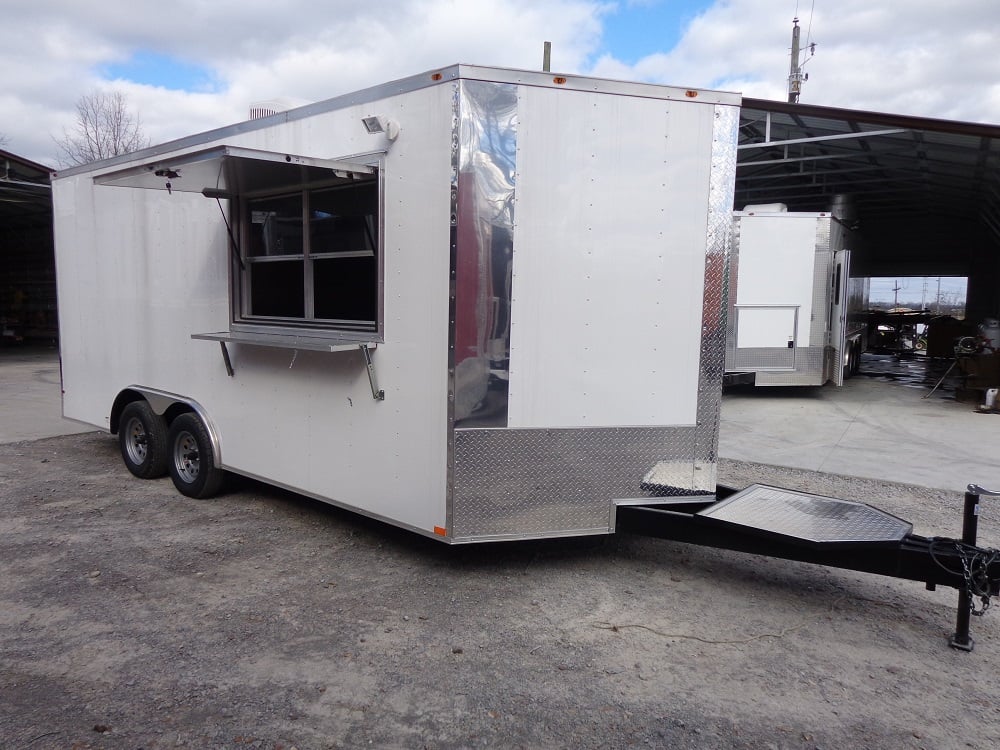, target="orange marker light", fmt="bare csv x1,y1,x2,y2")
685,90,698,98
434,526,448,536
553,77,567,85
431,73,443,81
